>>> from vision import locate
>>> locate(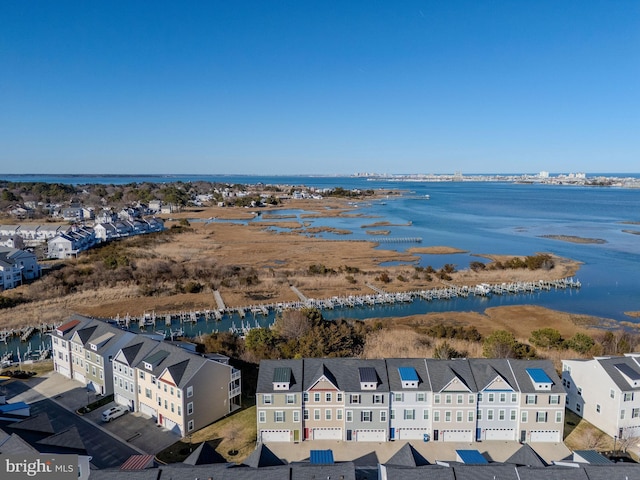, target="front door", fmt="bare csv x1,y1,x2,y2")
293,430,300,442
433,429,439,441
520,430,527,443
